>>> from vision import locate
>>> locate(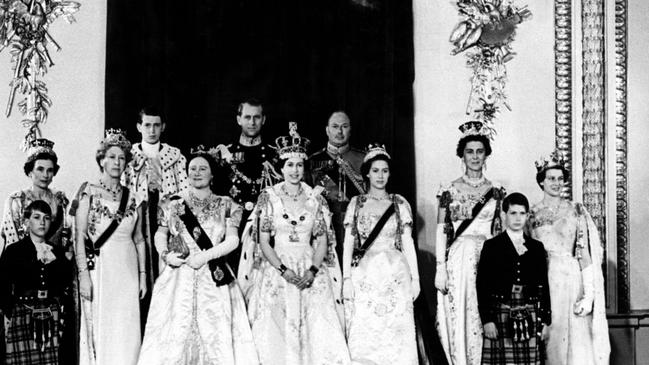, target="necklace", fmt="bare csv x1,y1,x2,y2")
541,199,563,214
189,190,211,208
99,180,122,200
281,183,304,202
367,193,390,201
462,174,487,189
